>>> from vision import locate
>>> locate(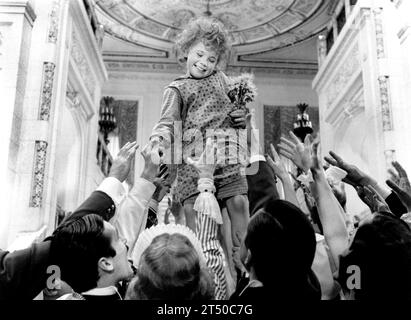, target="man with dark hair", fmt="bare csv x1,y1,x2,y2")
51,214,133,300
0,141,160,300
